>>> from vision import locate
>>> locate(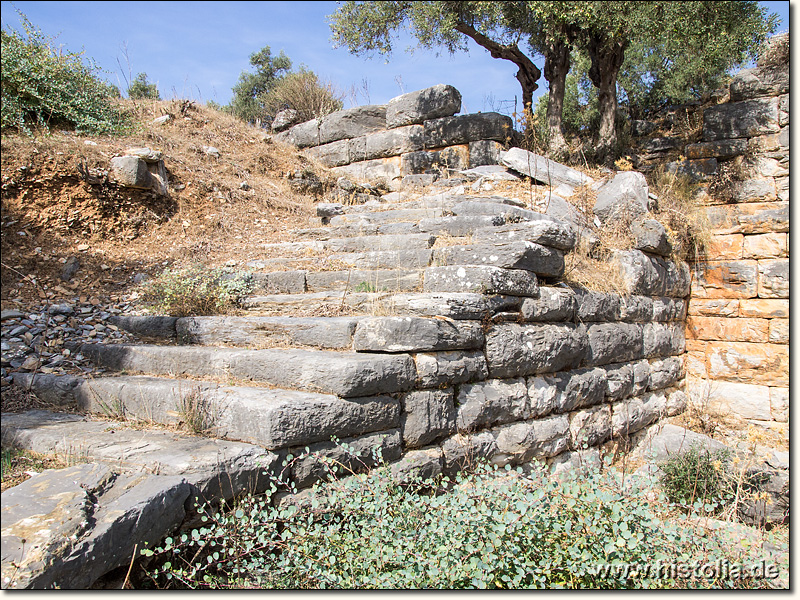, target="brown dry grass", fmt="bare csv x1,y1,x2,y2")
1,99,336,307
